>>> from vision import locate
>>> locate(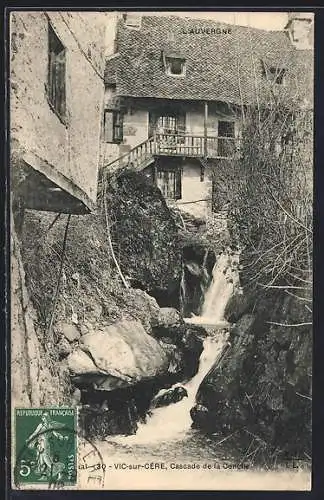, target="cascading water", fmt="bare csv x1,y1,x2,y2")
97,249,309,490
186,250,240,326
107,249,239,445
